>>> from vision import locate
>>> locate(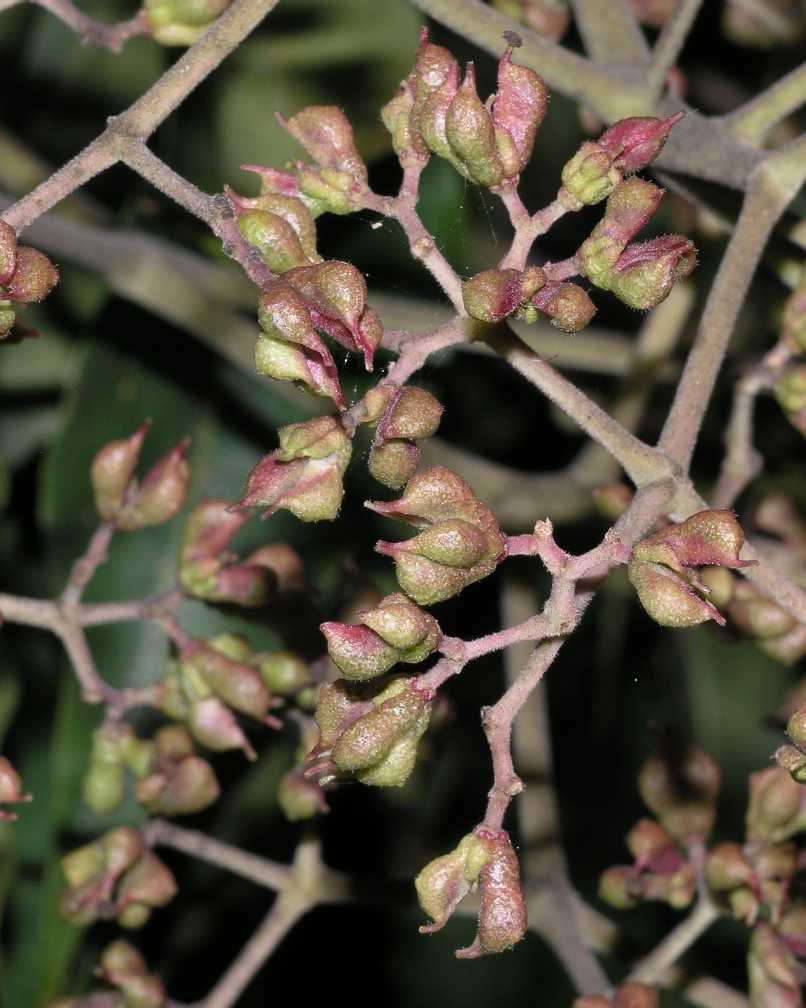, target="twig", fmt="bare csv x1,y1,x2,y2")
627,895,720,984
146,819,294,892
726,61,806,145
569,0,648,66
61,523,115,612
645,0,704,102
0,0,149,52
